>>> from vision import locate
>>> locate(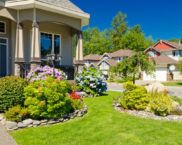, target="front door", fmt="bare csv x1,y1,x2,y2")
0,38,7,77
